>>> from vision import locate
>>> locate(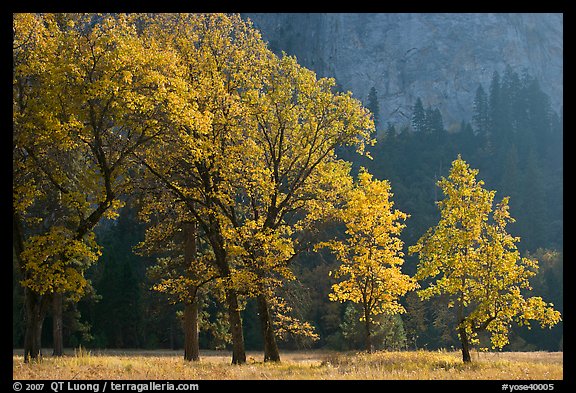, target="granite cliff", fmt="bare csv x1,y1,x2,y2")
242,13,563,130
